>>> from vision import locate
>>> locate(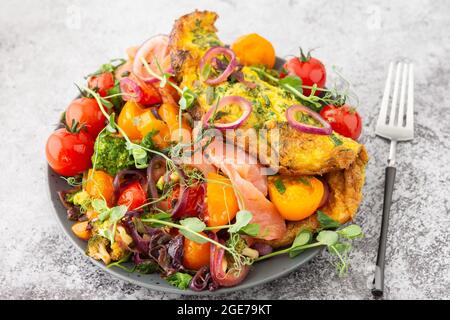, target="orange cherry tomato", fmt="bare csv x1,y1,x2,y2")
85,169,115,206
117,100,145,140
268,176,324,221
71,221,91,240
231,33,276,68
205,172,239,228
183,235,211,270
158,102,191,142
117,181,147,210
137,109,171,149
